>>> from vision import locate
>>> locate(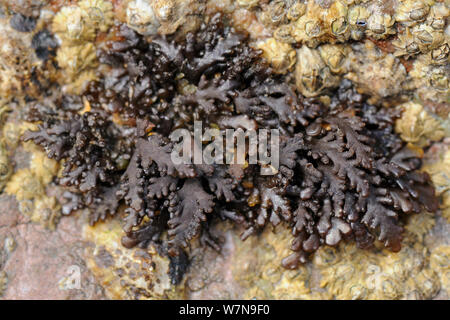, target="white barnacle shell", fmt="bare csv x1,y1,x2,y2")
126,0,161,36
